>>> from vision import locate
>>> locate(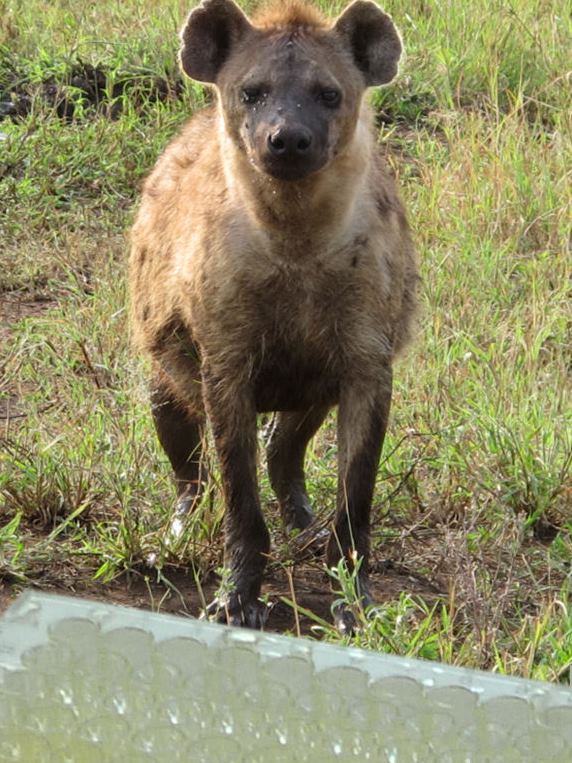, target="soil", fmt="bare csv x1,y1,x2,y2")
0,553,441,635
